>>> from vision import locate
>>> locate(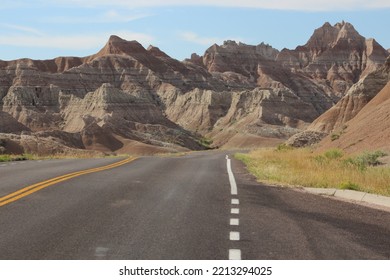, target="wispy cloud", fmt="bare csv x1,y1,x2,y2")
180,32,243,46
2,24,45,36
47,0,390,11
43,10,152,24
0,31,154,50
